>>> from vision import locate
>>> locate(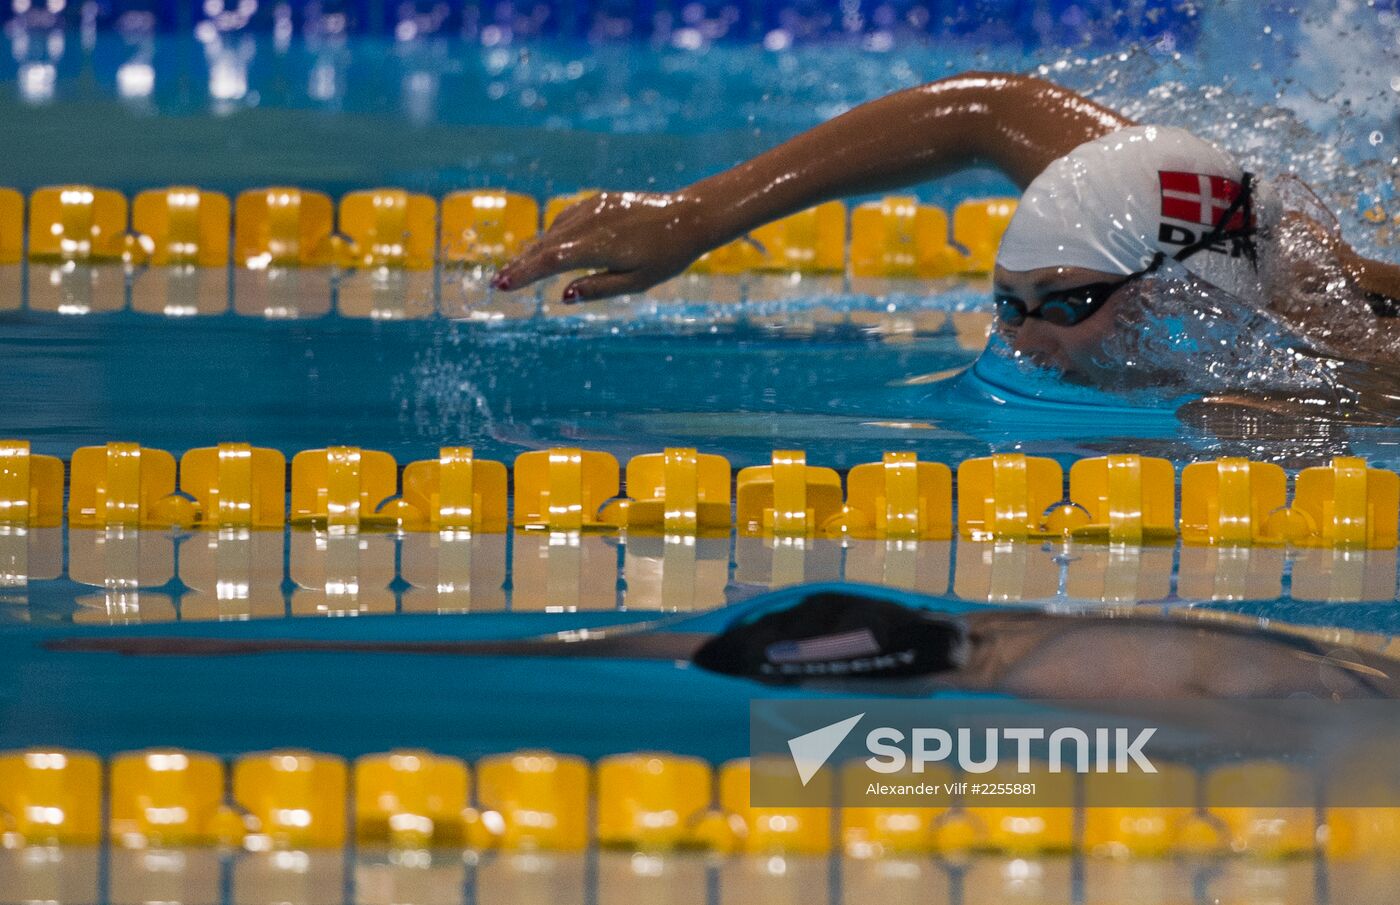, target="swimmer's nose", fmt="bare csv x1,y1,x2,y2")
1008,319,1062,360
